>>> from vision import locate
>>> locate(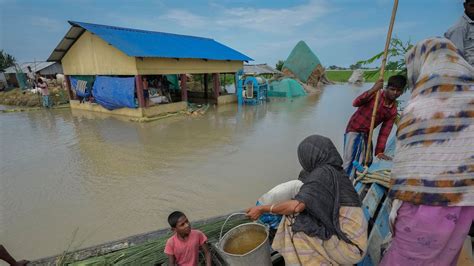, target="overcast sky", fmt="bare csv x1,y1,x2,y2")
0,0,464,67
